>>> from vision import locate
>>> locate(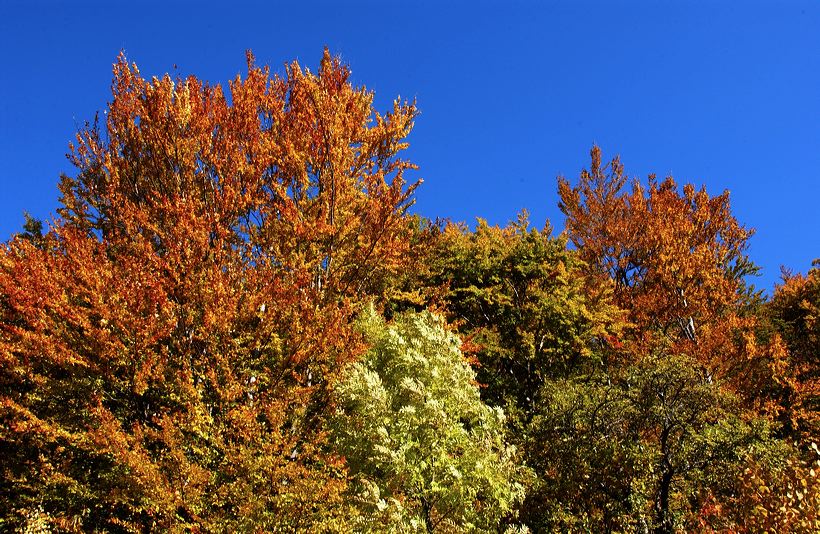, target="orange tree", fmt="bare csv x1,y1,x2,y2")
767,260,820,444
553,147,805,532
557,146,786,398
0,50,419,531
